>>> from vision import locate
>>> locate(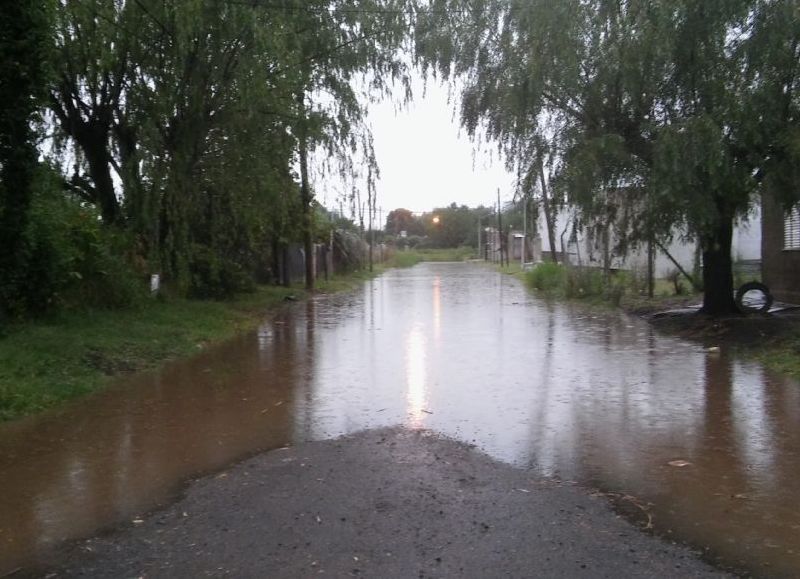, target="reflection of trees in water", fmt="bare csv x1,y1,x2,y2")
525,302,562,476
701,353,746,494
293,298,317,441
